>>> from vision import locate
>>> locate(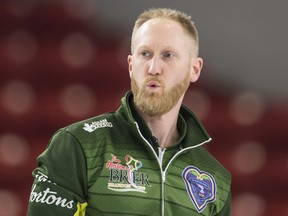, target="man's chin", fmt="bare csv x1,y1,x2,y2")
143,90,163,98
